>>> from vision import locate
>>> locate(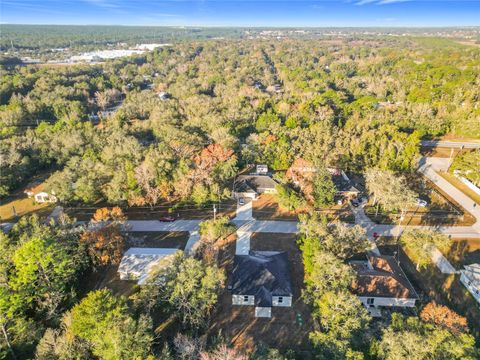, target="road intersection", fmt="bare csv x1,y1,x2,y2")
122,157,480,261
